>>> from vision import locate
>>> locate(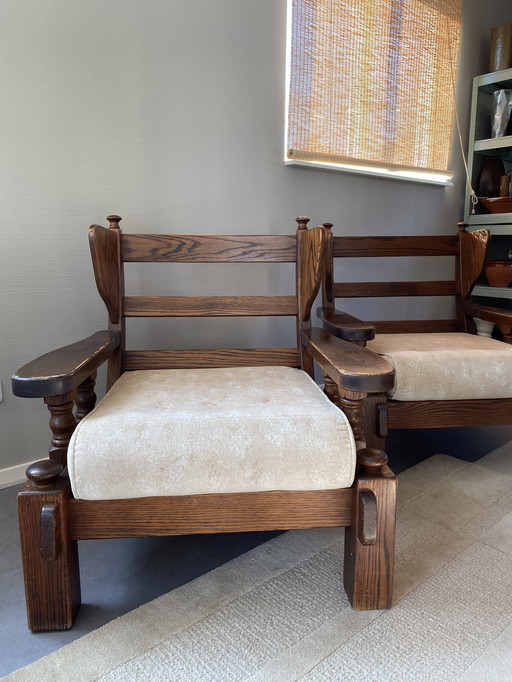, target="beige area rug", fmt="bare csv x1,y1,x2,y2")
6,446,512,682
